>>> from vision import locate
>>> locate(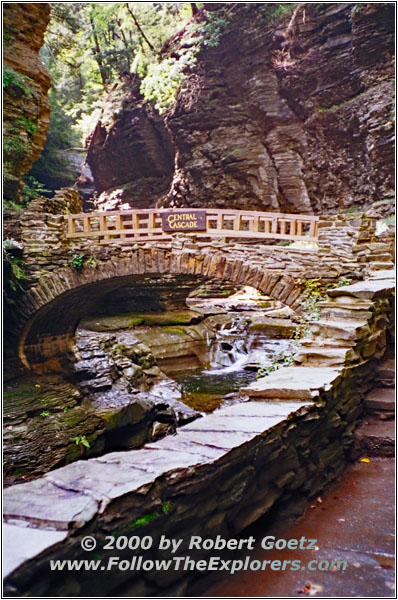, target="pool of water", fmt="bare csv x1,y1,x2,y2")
171,367,257,412
170,337,293,413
